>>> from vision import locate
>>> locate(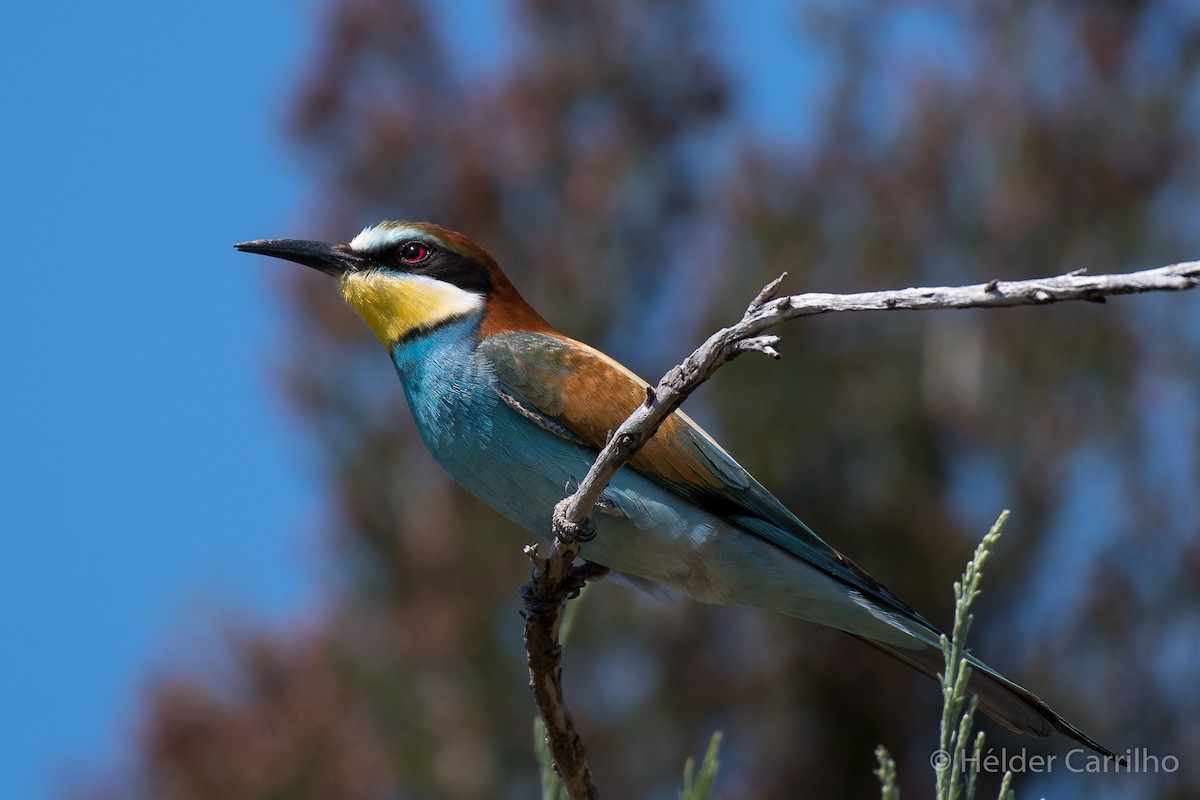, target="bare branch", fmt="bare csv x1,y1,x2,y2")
771,261,1198,318
561,260,1199,521
522,258,1199,797
521,526,607,800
